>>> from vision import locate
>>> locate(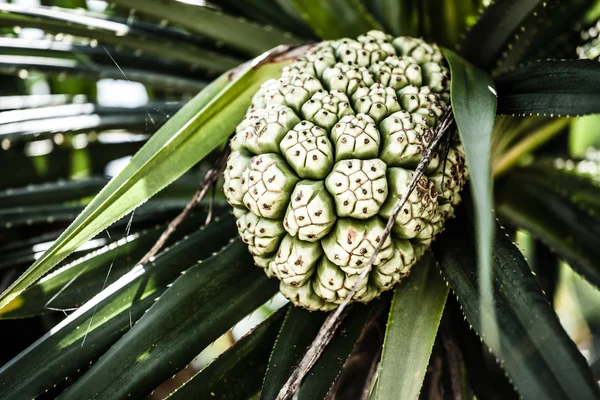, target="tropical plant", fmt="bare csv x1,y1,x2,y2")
1,1,600,399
